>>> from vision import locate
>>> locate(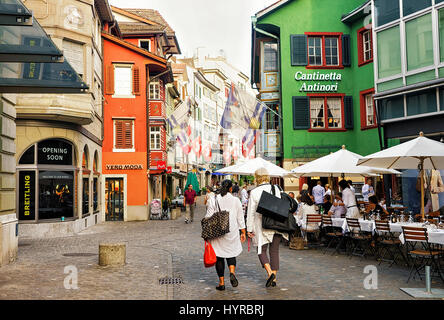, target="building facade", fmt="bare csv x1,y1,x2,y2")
14,0,113,238
251,0,381,194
